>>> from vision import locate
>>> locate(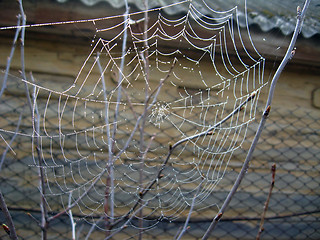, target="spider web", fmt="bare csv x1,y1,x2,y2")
1,0,267,235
